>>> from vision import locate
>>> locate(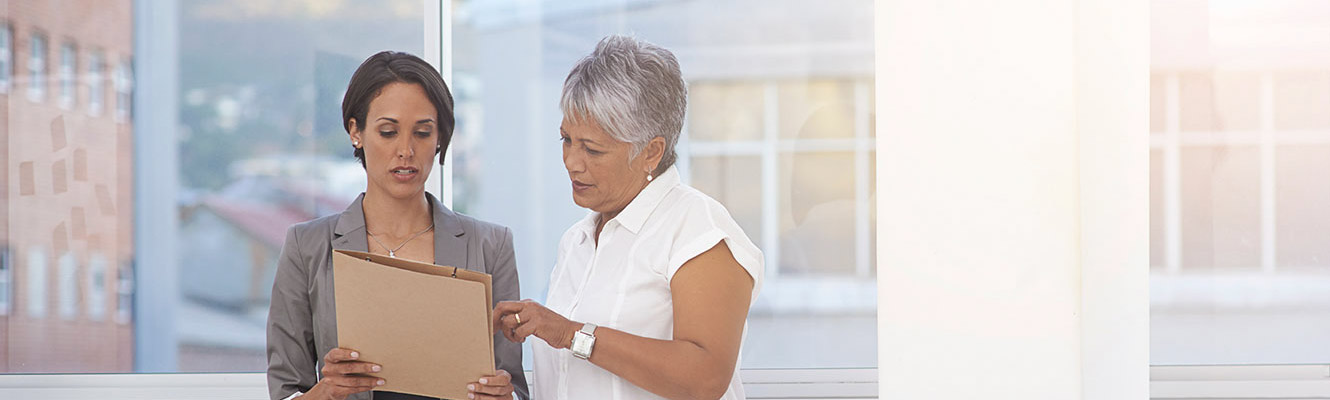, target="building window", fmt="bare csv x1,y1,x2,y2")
87,253,107,321
0,247,11,315
688,79,876,280
0,23,13,93
87,50,104,116
26,247,48,318
58,42,76,109
27,32,47,102
58,252,78,320
116,261,133,325
114,59,131,121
